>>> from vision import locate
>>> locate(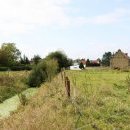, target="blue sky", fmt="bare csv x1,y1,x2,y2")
0,0,130,59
